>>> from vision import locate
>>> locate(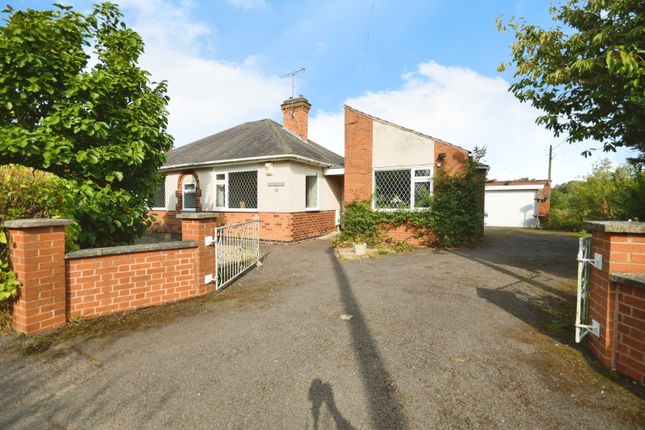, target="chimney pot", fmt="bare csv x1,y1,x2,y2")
281,96,311,141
